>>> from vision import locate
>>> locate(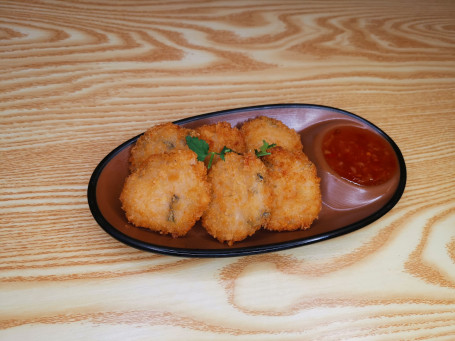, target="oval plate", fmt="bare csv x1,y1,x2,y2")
87,104,406,257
